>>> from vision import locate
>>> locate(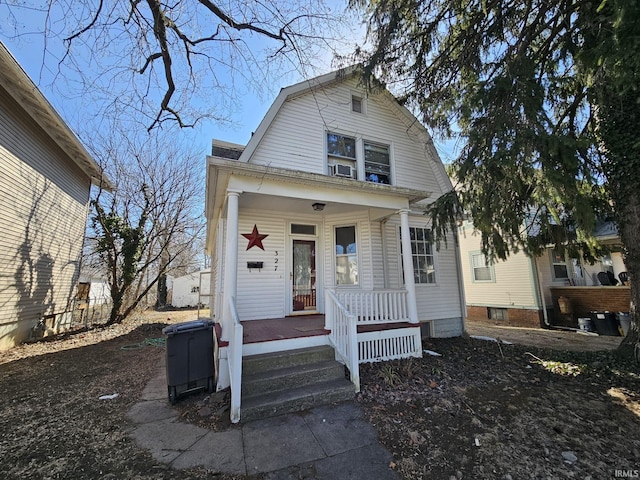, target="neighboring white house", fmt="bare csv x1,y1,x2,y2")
205,67,466,421
171,270,211,308
458,219,628,328
0,42,111,350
